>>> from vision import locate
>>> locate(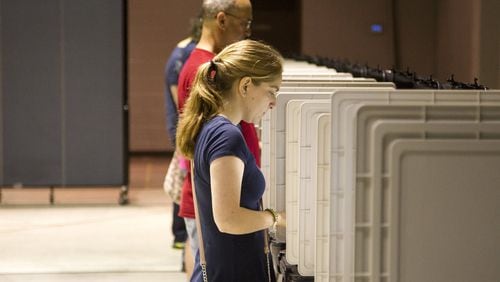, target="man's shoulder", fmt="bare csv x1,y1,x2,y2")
180,49,215,79
186,49,215,66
